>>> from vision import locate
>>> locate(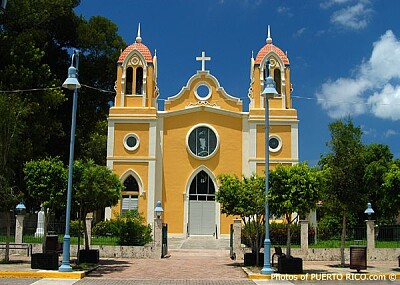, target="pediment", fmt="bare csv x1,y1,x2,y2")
164,71,242,113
